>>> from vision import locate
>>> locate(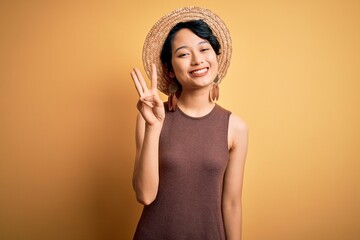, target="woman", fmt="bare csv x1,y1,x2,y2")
130,7,248,240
